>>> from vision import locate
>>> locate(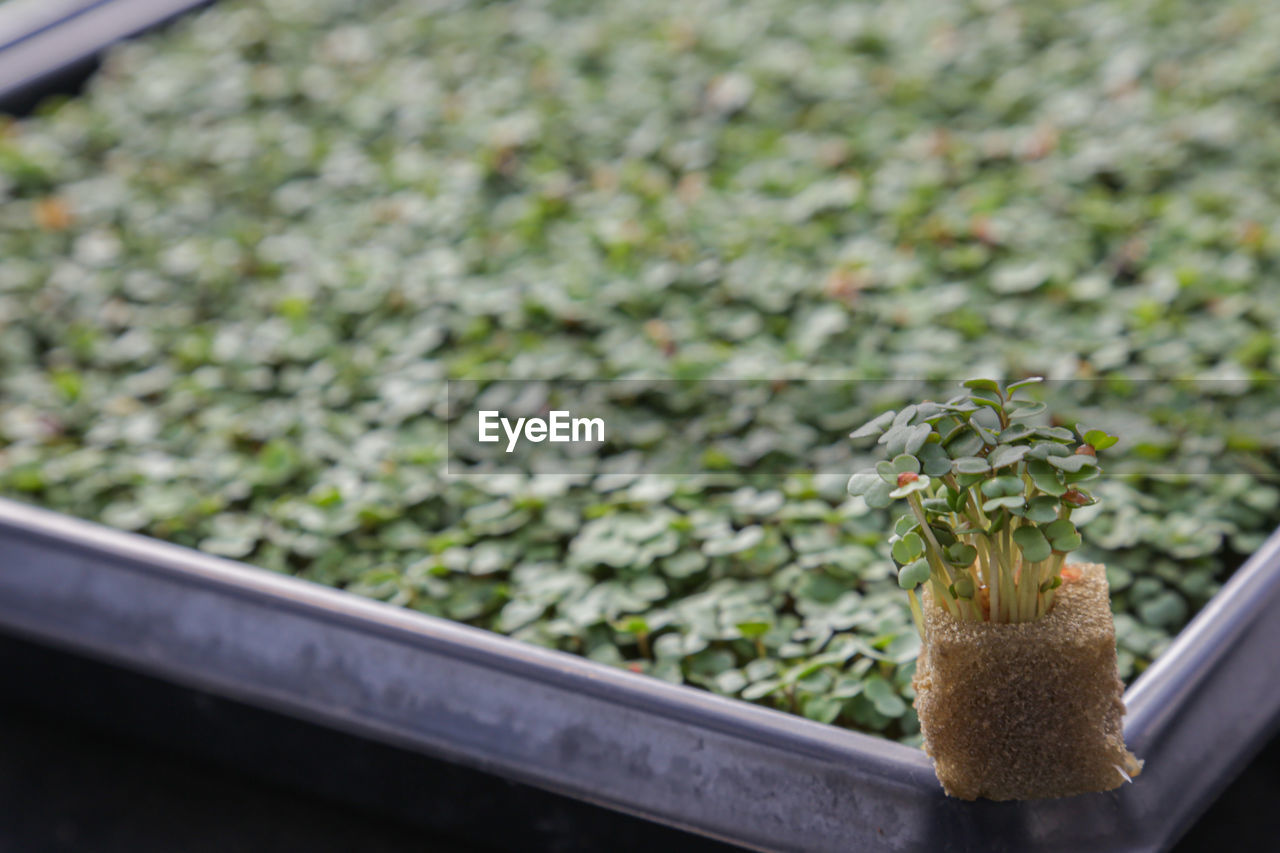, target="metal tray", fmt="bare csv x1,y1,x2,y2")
0,0,206,113
1,497,1278,852
0,629,739,853
2,4,1278,848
